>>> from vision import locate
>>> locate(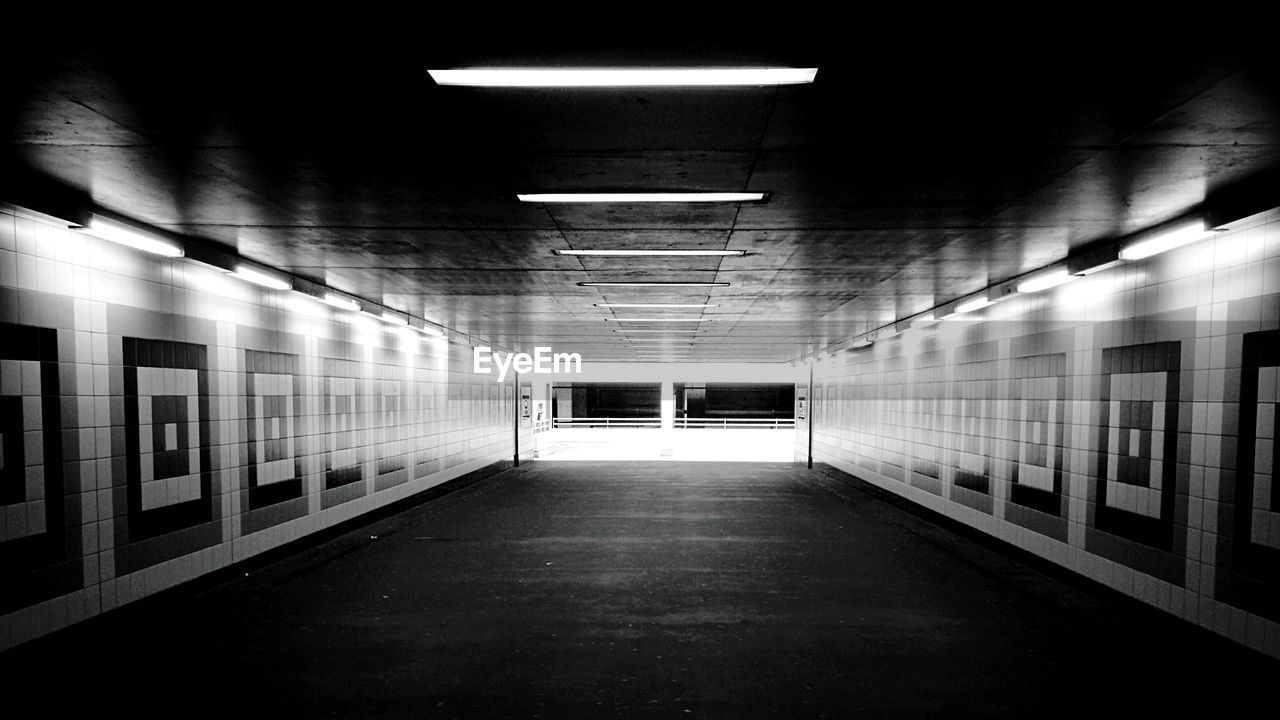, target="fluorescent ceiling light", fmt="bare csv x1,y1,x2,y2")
846,340,874,350
79,216,183,257
874,327,900,340
955,297,995,314
1073,259,1124,276
910,315,937,329
521,193,764,203
429,67,817,88
1119,219,1210,260
322,293,361,311
605,318,710,322
1016,269,1075,294
230,265,291,291
288,292,329,318
418,325,445,337
596,303,717,309
580,281,729,288
380,312,409,326
615,329,700,334
558,249,745,257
